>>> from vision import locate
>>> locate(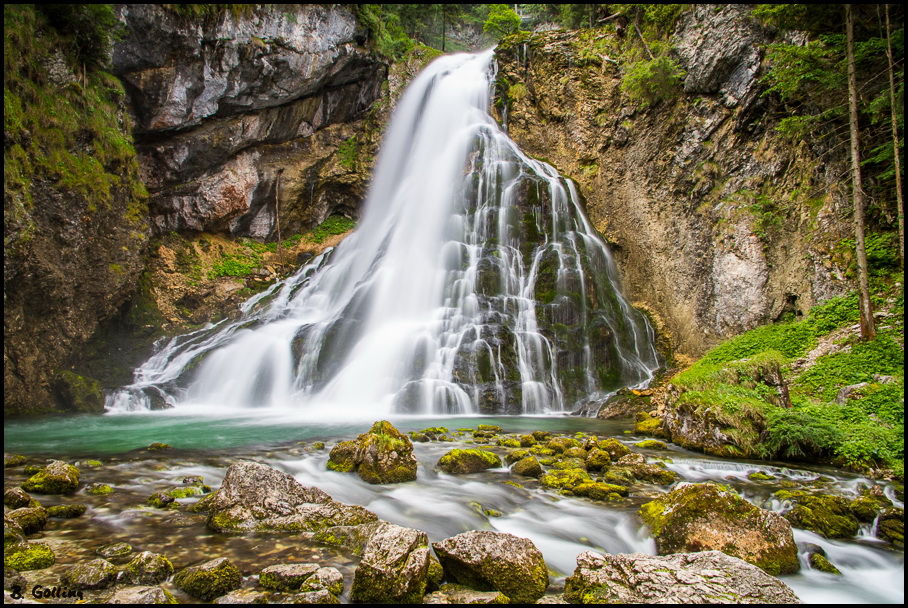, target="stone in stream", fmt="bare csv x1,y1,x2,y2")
104,585,179,604
61,558,119,590
119,551,174,585
350,523,431,603
638,483,799,575
326,420,418,484
6,507,48,536
206,460,377,532
173,557,243,601
21,460,80,494
431,530,548,604
436,448,502,474
564,550,801,604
